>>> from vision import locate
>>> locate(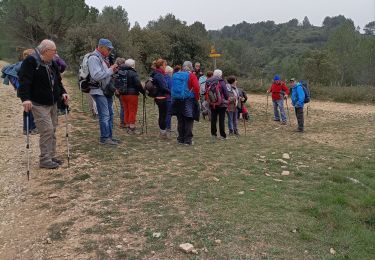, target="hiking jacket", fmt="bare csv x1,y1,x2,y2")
268,81,290,101
18,53,66,105
291,83,305,108
1,61,22,89
164,74,173,101
150,69,170,98
88,49,114,96
118,65,145,96
206,76,228,108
